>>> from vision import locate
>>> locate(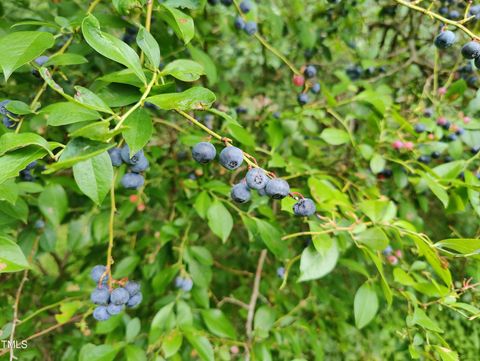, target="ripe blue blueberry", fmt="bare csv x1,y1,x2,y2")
93,306,110,321
346,65,363,80
0,100,17,128
246,168,268,190
175,276,185,288
91,287,110,305
127,292,143,308
236,106,248,114
382,245,393,255
449,10,460,20
293,198,316,216
34,56,49,66
231,183,251,203
239,0,251,13
121,173,145,189
192,142,216,164
130,155,149,173
208,0,219,4
234,16,245,30
34,219,45,229
423,108,433,117
219,146,244,170
304,65,316,78
19,169,34,182
414,123,426,133
110,287,130,305
91,265,108,283
431,151,441,159
257,187,267,196
418,155,431,164
244,21,257,36
220,0,232,5
462,41,480,59
108,148,123,167
434,30,456,49
471,146,480,154
455,128,465,136
265,178,290,199
120,145,145,165
297,93,309,106
181,278,193,292
439,7,448,16
310,83,321,94
125,281,140,296
106,303,124,315
276,267,285,279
